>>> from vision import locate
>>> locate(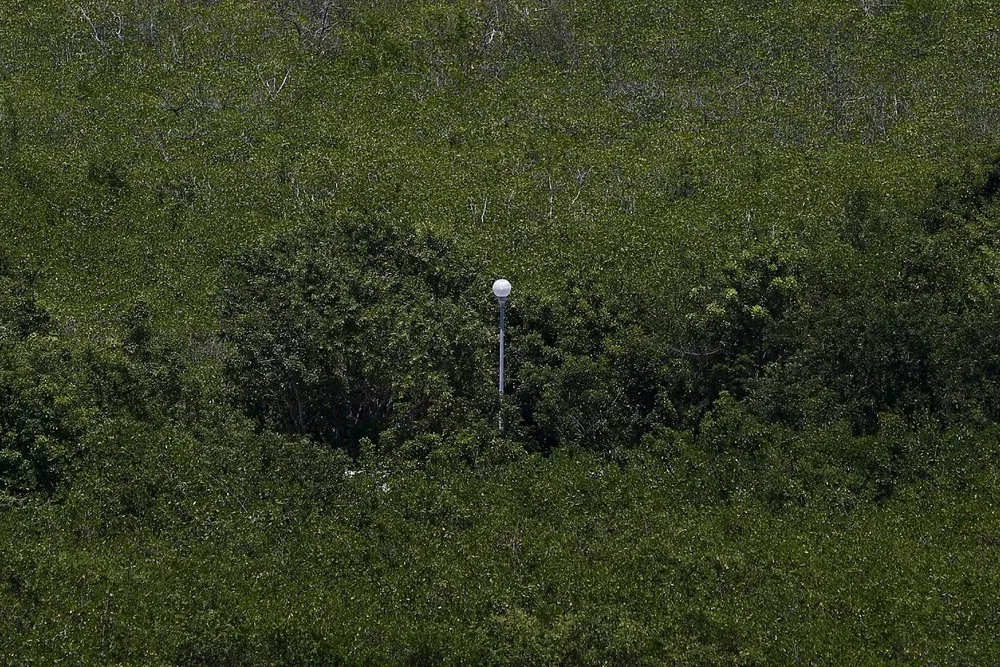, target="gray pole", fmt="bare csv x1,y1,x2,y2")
498,296,506,395
498,296,506,431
